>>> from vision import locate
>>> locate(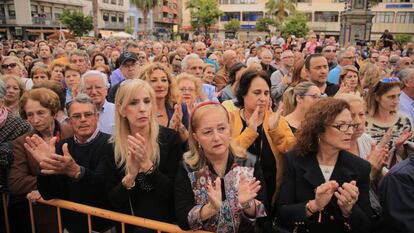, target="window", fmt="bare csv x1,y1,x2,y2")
43,6,52,20
111,0,117,4
103,12,109,21
220,12,241,21
8,4,15,19
303,12,312,21
54,7,63,20
119,14,124,22
0,5,5,17
314,11,339,22
31,5,38,17
111,14,117,22
396,11,414,23
373,12,394,23
242,12,263,21
103,0,109,3
119,0,124,5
